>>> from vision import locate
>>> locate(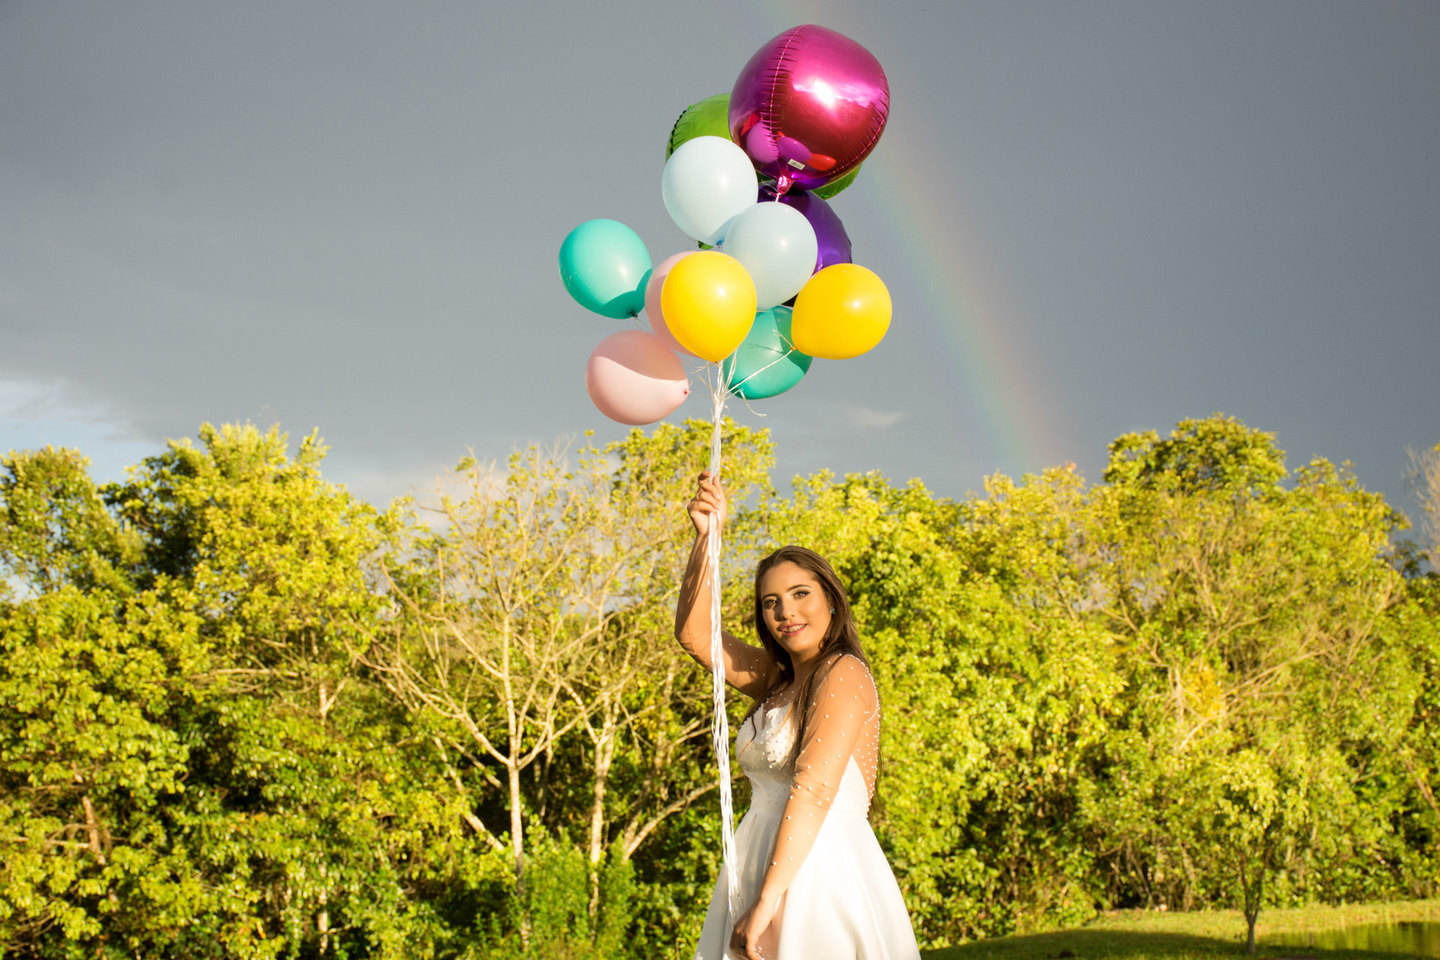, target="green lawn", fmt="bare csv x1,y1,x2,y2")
921,900,1440,960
